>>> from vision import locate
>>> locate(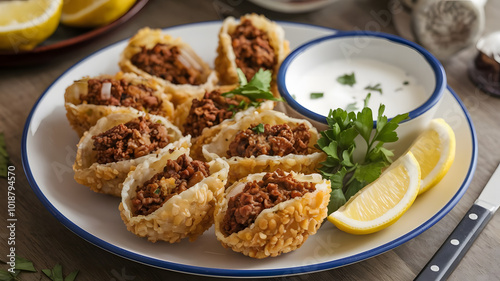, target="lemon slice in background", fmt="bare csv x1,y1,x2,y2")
0,0,62,51
61,0,136,28
409,118,456,195
328,152,421,235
